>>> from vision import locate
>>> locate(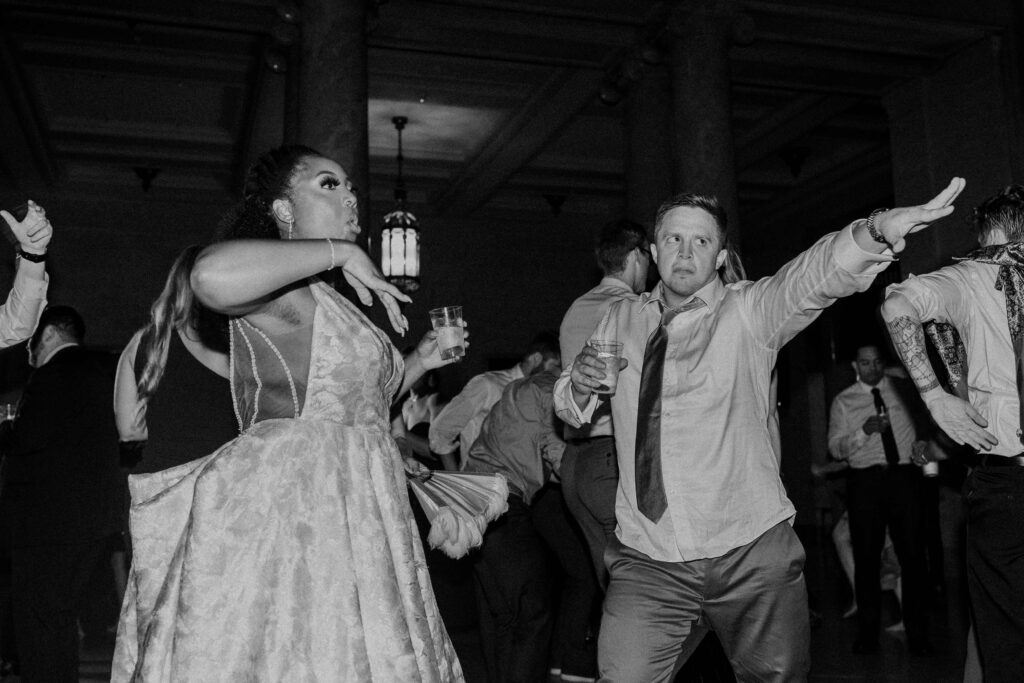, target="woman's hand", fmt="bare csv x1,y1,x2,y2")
340,247,411,335
403,454,432,482
415,323,470,370
0,200,52,255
